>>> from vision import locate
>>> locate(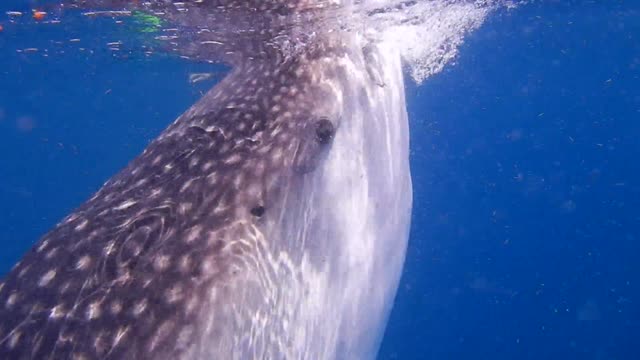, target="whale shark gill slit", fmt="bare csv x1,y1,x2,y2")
0,2,412,359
